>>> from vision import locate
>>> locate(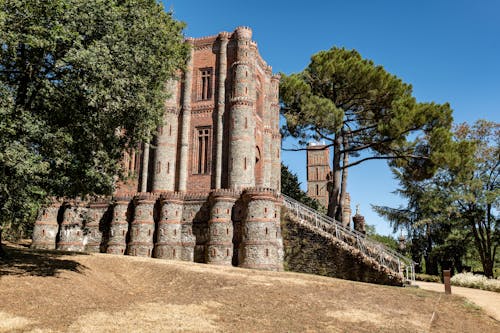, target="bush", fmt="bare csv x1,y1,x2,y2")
450,273,500,293
415,274,441,283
